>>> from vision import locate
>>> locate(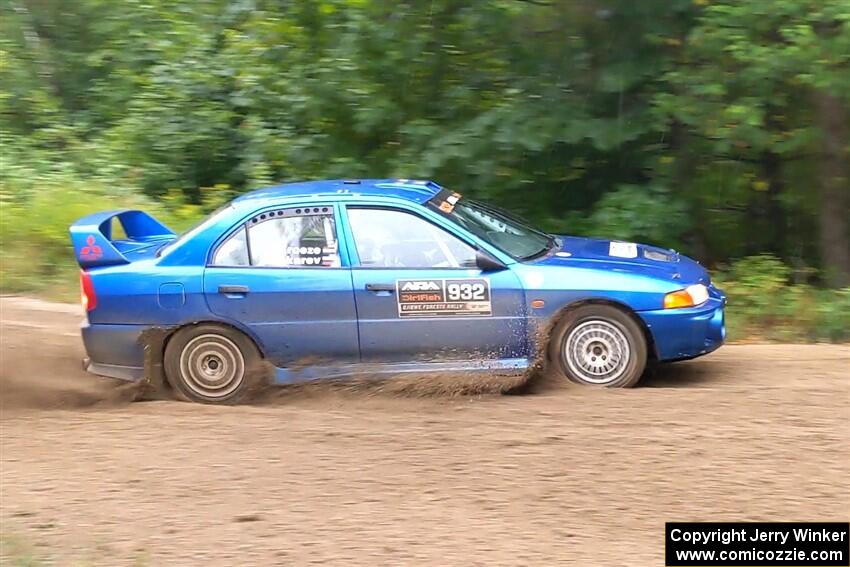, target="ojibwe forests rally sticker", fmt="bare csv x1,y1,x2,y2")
396,278,492,317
